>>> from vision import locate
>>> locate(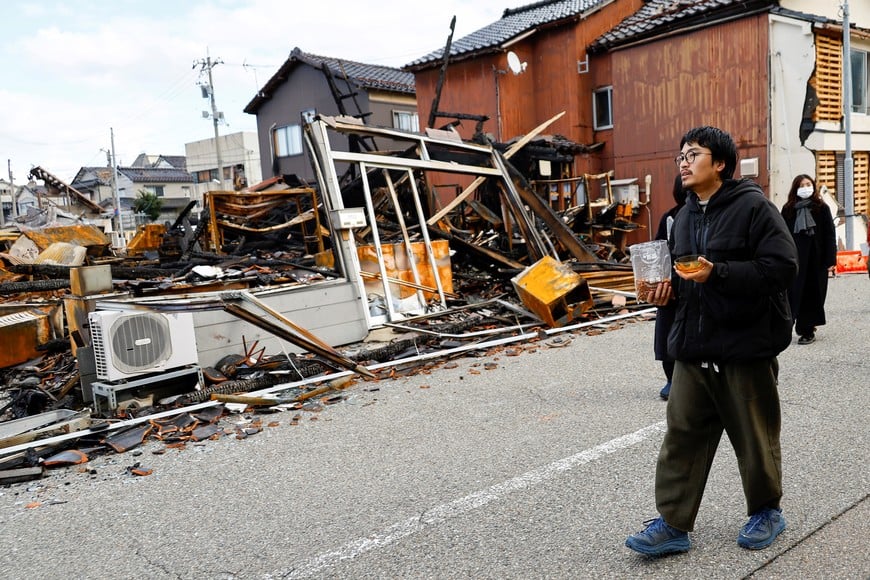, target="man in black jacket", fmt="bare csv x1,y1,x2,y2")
626,126,798,556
